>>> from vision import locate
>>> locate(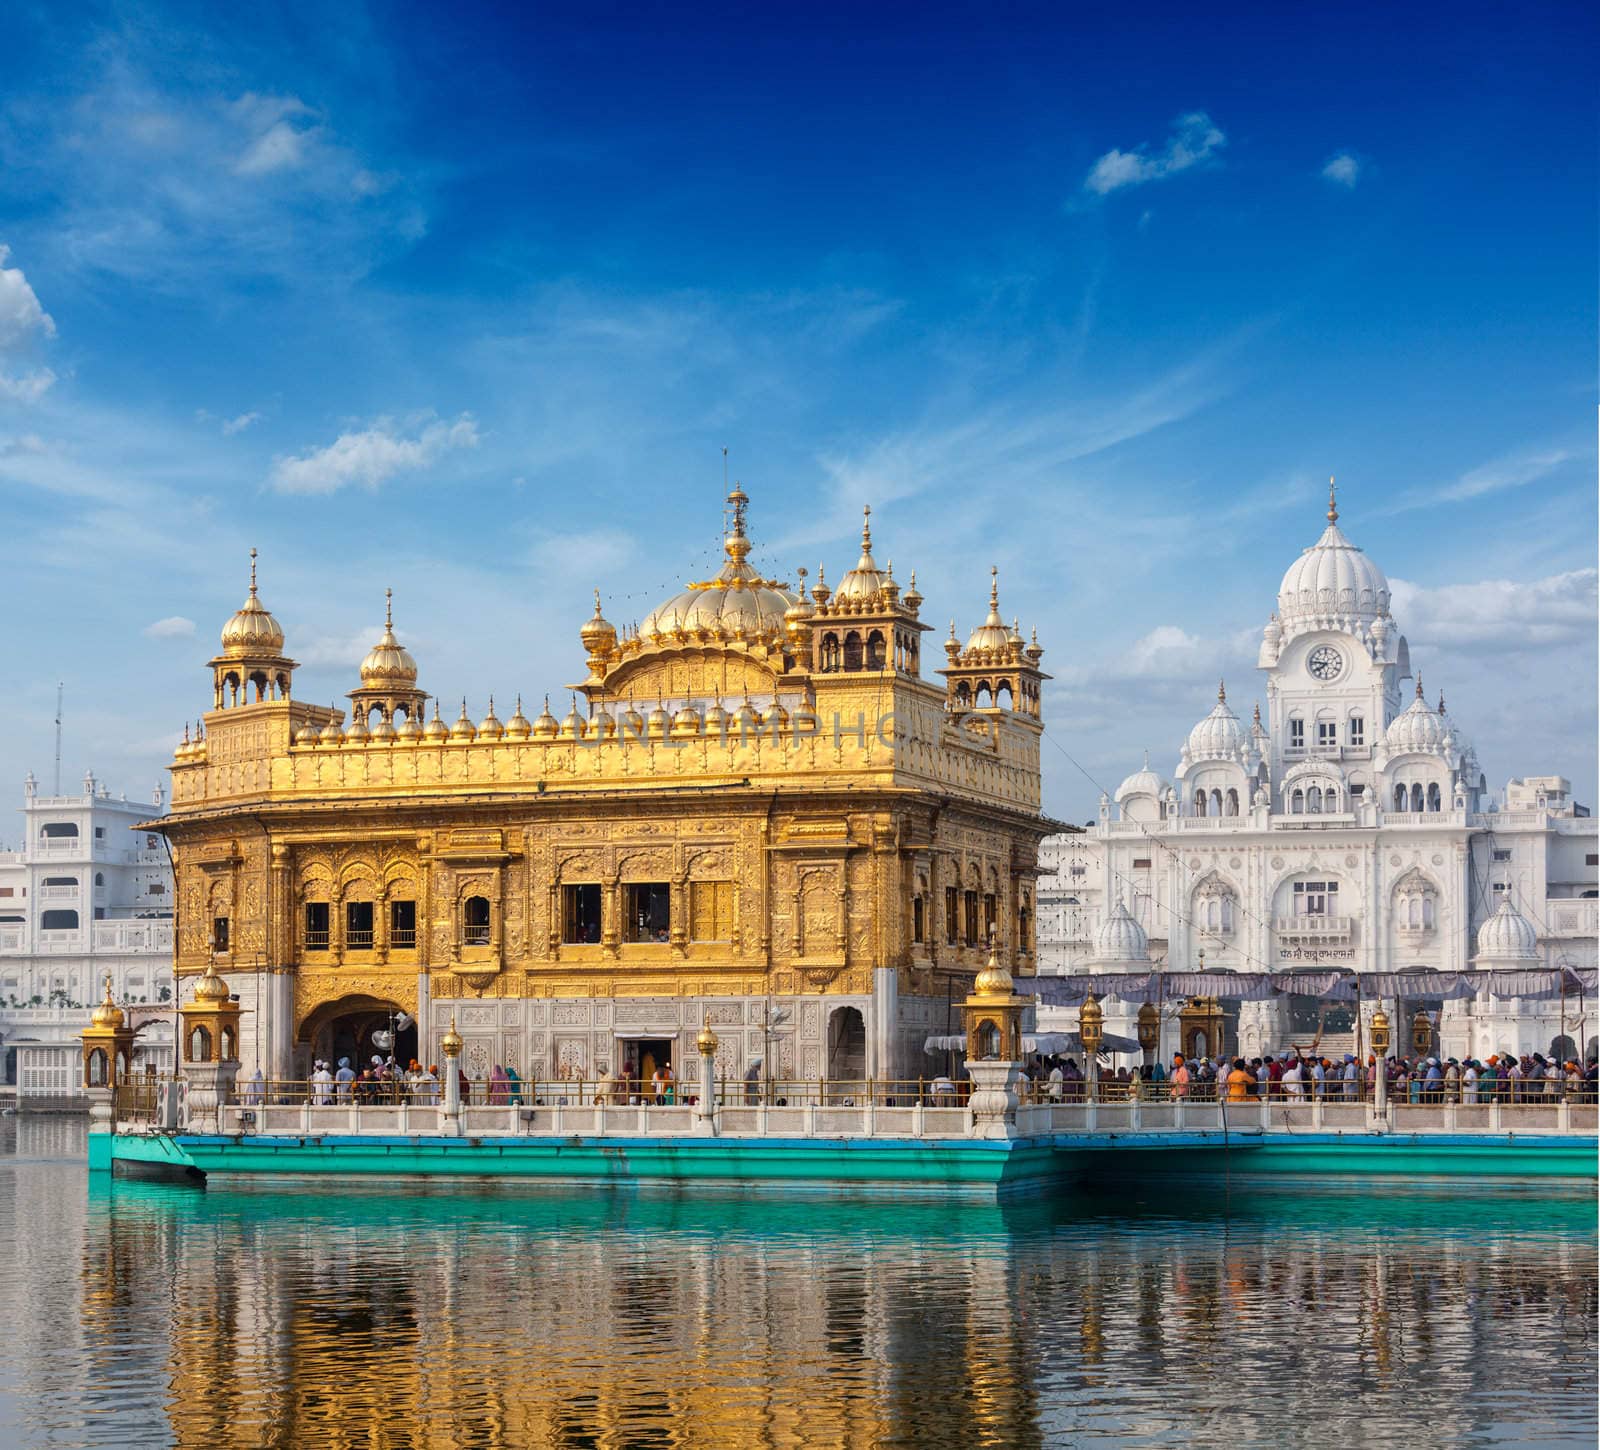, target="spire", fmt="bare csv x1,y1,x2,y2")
989,565,1000,613
1253,700,1262,727
1218,678,1227,704
1438,690,1446,715
249,546,259,596
861,504,872,554
1327,476,1338,524
724,479,750,564
385,587,393,630
1416,672,1424,701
